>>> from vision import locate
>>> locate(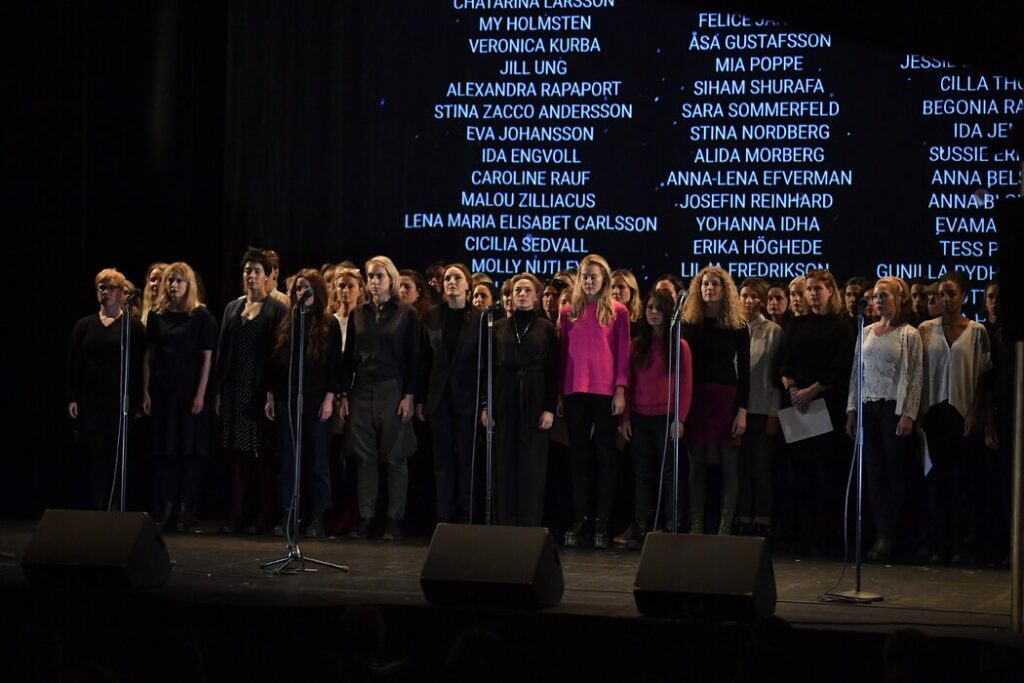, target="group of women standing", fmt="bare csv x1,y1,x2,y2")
66,251,1002,563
